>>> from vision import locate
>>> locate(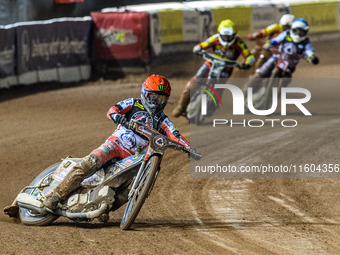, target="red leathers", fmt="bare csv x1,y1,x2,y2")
93,97,191,164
